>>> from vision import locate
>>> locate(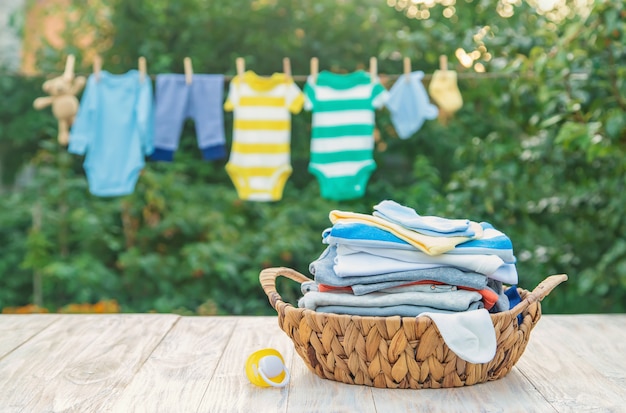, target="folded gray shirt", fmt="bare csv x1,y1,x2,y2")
299,289,483,312
310,245,488,290
313,302,484,317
